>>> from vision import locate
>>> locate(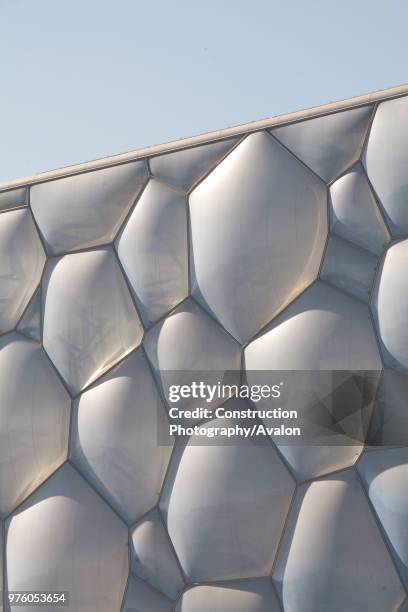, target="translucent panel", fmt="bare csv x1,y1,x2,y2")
123,576,173,612
0,333,70,517
364,96,408,236
131,509,184,600
6,463,128,612
245,369,378,481
149,138,238,192
272,105,373,182
17,288,41,341
42,247,143,395
368,371,408,447
245,281,382,370
358,448,408,588
0,209,45,334
144,299,241,418
176,581,281,612
160,411,295,582
330,165,389,255
31,161,148,255
116,179,188,326
372,239,408,370
71,349,173,524
273,470,404,612
189,131,327,343
0,186,26,211
320,235,378,302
